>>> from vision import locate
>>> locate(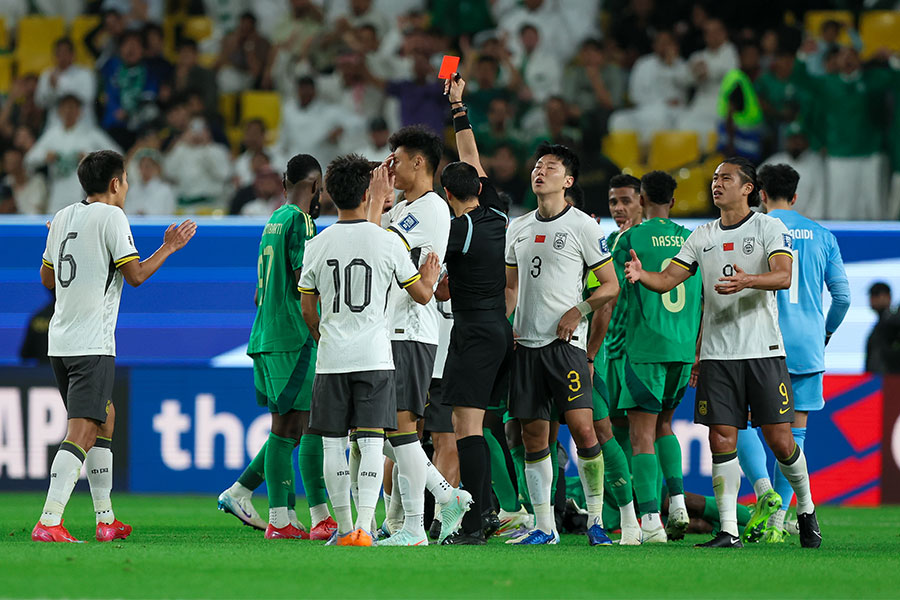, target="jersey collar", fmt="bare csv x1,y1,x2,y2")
535,204,571,223
718,210,754,231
